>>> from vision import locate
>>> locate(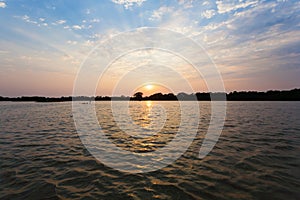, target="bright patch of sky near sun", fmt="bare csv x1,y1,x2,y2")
0,0,299,96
